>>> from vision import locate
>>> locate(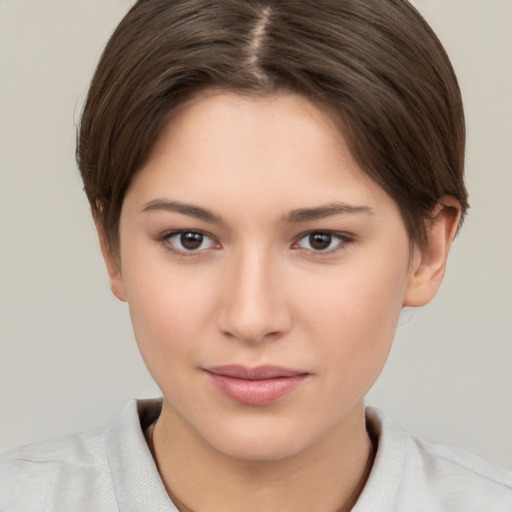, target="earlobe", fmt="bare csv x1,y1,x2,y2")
403,196,461,307
92,213,127,303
